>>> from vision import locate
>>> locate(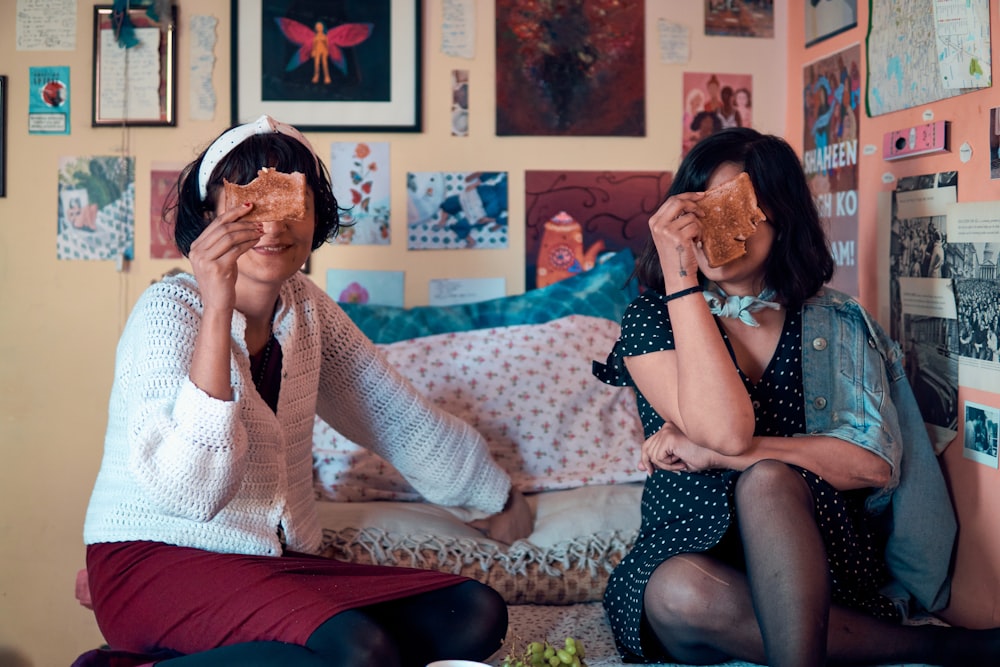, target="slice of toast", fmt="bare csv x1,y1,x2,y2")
697,171,767,268
223,168,306,222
